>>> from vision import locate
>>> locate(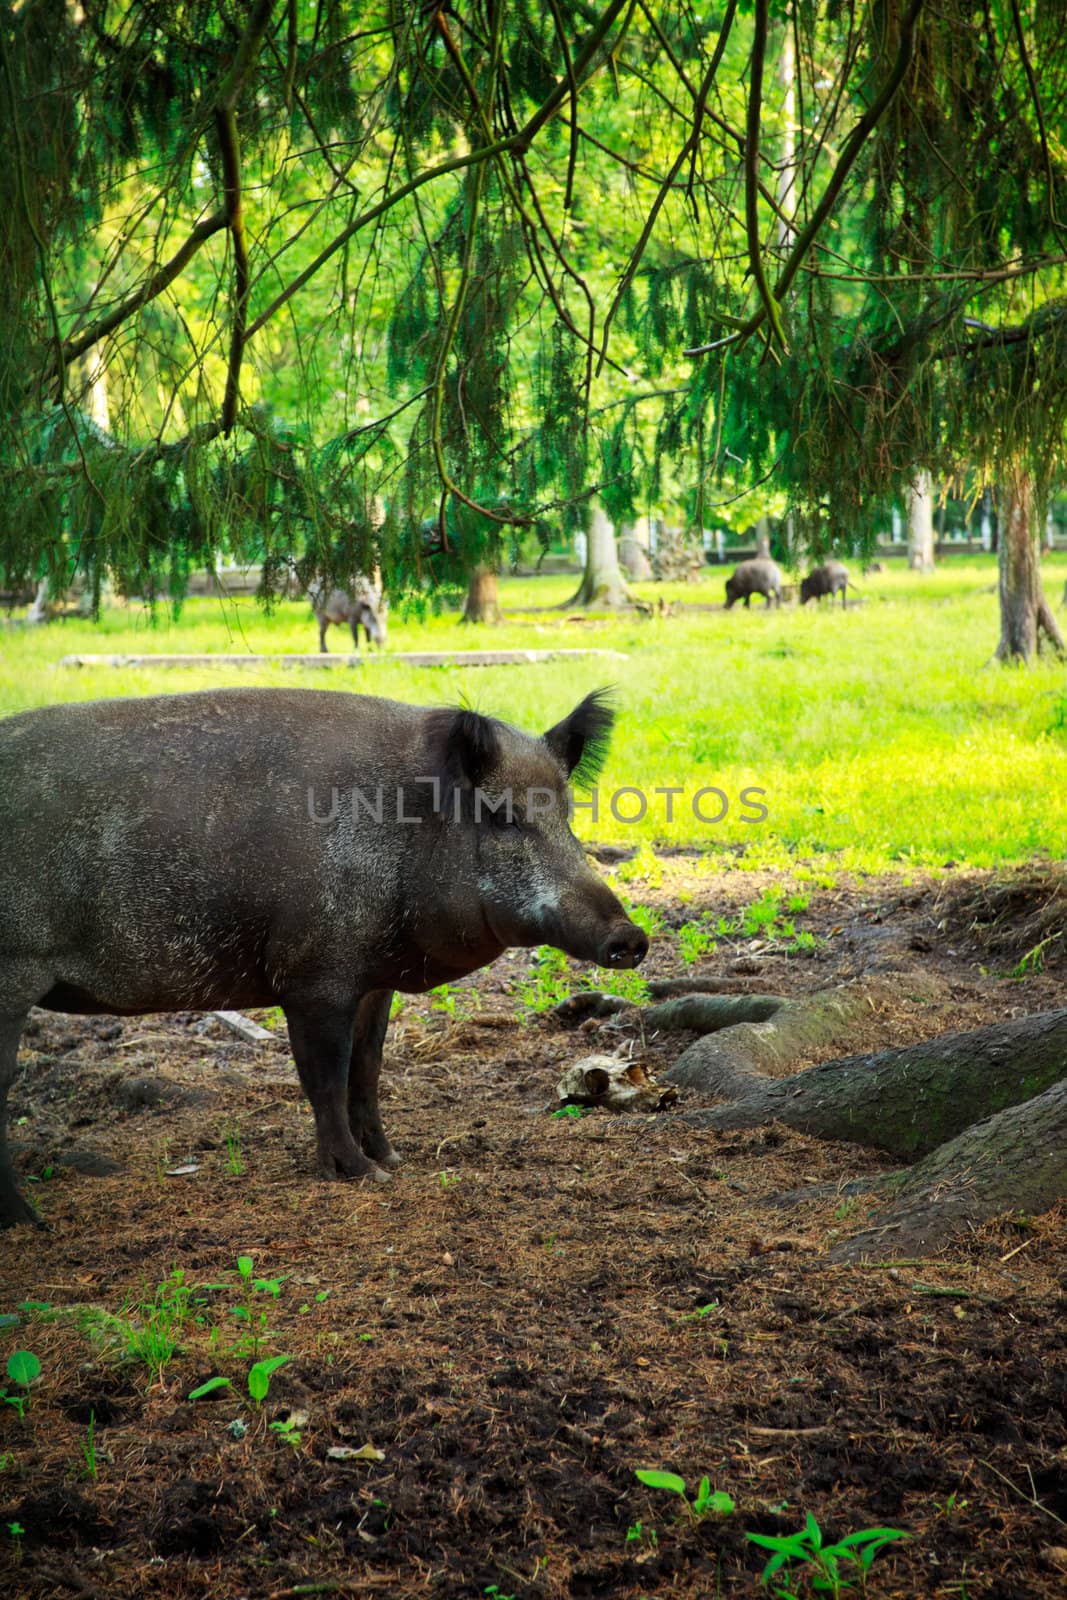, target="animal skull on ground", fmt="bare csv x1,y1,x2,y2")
555,1054,678,1113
